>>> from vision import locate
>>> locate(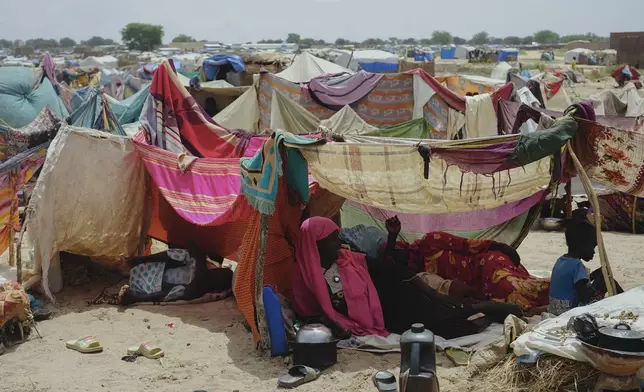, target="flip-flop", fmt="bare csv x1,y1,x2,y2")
127,342,164,359
373,370,397,391
277,365,320,389
65,336,103,353
445,347,470,366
